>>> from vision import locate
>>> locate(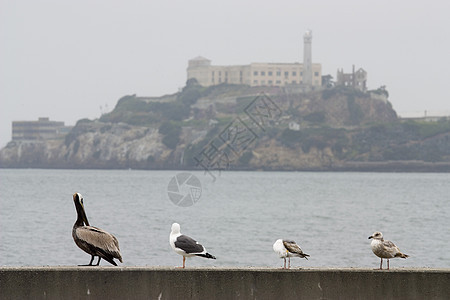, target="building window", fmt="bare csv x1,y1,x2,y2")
254,71,258,76
276,80,281,84
292,71,297,76
253,80,258,84
261,80,266,85
314,72,319,76
212,71,215,77
292,80,296,84
268,80,273,85
261,71,265,76
268,71,273,76
284,71,289,77
276,71,281,76
300,72,303,76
